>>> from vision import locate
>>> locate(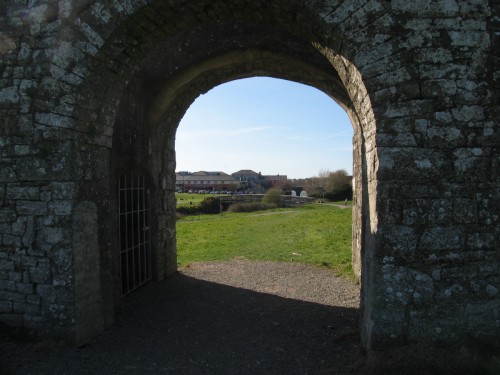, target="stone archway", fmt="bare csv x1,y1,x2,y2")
75,2,376,347
0,0,498,353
